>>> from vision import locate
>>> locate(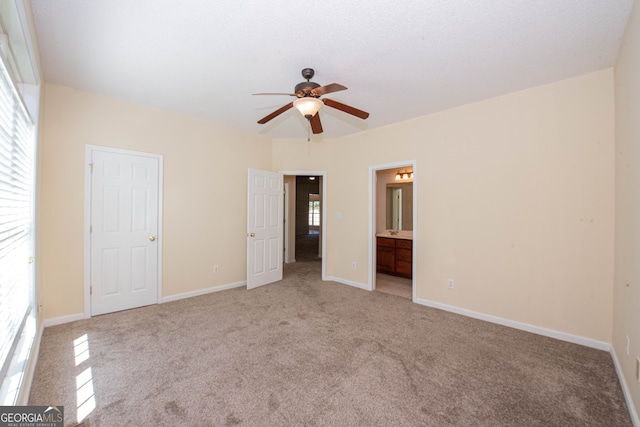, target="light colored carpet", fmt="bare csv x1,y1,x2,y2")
29,261,632,426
